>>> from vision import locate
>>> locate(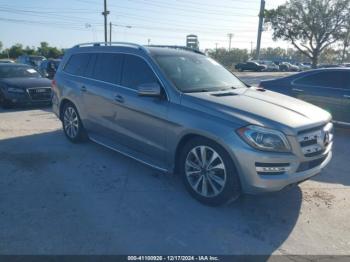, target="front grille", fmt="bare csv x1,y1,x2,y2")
297,154,328,172
297,123,333,158
27,87,51,101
